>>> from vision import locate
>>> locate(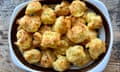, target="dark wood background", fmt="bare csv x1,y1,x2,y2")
0,0,119,72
